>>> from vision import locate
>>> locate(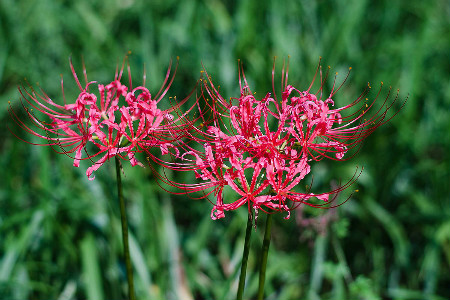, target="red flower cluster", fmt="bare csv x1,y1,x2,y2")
157,60,402,219
10,58,403,219
9,58,192,180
